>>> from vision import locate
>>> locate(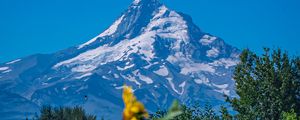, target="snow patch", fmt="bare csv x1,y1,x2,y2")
102,76,109,80
138,73,153,84
210,58,239,69
151,92,156,98
214,89,230,96
2,69,12,74
200,35,217,45
75,73,92,79
194,75,210,85
115,86,124,90
166,77,181,95
179,81,186,88
71,65,97,73
113,74,120,79
117,64,135,71
144,63,152,69
207,47,219,57
133,0,141,5
0,67,9,71
167,52,215,75
144,62,159,69
180,63,215,75
179,81,186,94
154,65,169,76
152,5,168,19
6,59,21,65
42,82,49,86
212,83,228,89
63,86,69,91
121,75,141,86
132,70,139,75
